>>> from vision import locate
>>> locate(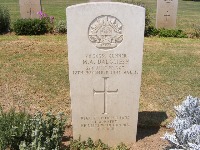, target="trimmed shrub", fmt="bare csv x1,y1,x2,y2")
138,26,188,38
158,28,188,38
37,11,54,33
145,25,160,37
55,20,67,34
162,95,200,150
13,19,48,35
0,6,10,34
13,11,54,35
